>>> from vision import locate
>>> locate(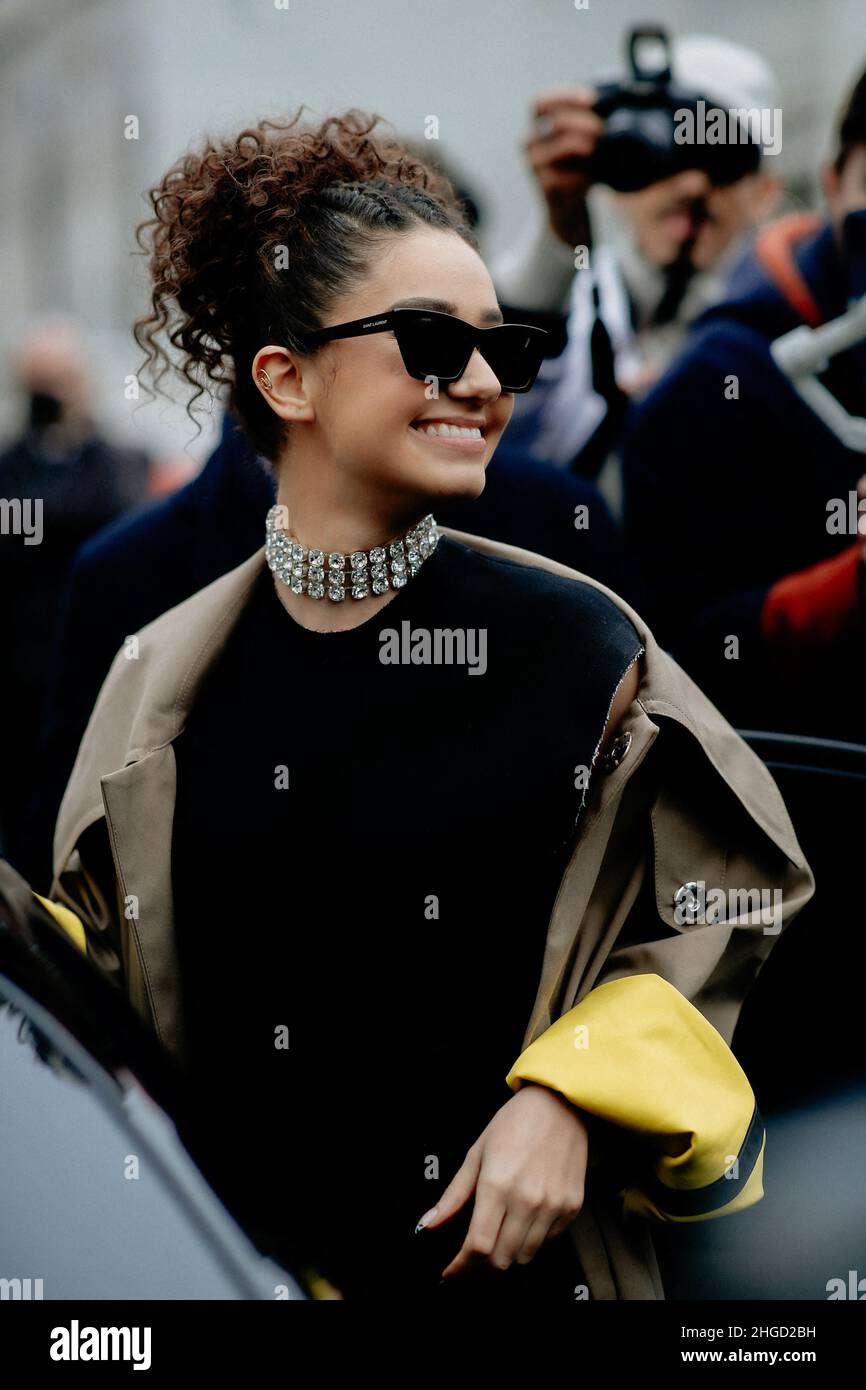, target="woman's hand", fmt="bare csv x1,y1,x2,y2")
417,1082,590,1281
